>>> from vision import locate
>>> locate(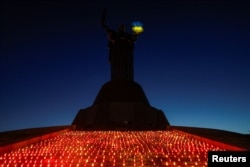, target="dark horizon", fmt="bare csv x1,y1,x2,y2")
1,0,250,133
